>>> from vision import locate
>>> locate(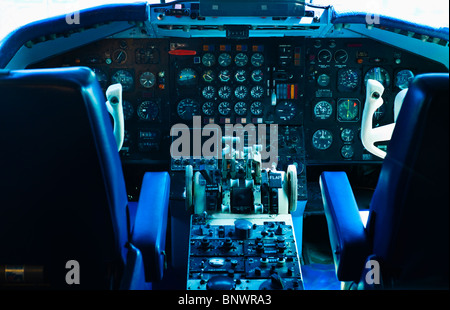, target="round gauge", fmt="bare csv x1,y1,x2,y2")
234,53,248,67
317,49,332,63
364,67,390,88
251,53,264,67
202,70,215,83
334,49,348,63
317,73,330,87
313,101,333,120
250,85,264,99
177,68,197,86
234,101,247,116
137,100,159,121
250,101,263,116
337,68,360,92
111,70,134,91
337,98,360,122
341,144,354,159
113,49,127,64
251,69,264,82
91,68,108,88
202,53,216,67
312,129,333,150
202,85,215,99
139,71,156,88
313,40,322,48
218,53,232,67
202,101,215,116
340,128,355,142
234,85,248,99
122,100,134,121
177,98,199,121
218,85,232,99
395,69,414,89
234,69,247,83
218,101,232,116
276,101,297,121
219,70,231,82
